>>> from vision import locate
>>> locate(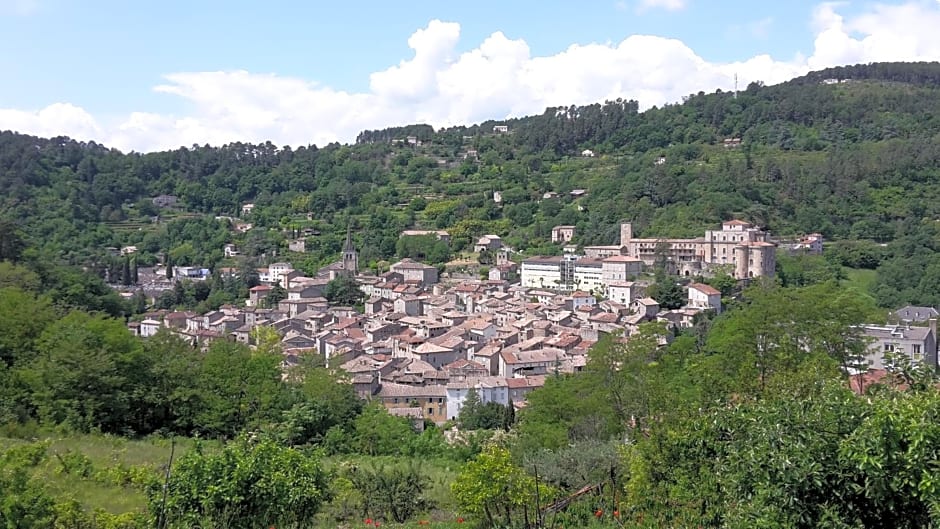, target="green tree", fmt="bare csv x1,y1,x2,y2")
154,436,331,529
261,281,287,309
648,269,685,310
351,404,416,456
0,288,54,366
840,387,940,527
194,341,287,438
452,444,552,527
347,463,432,523
121,256,132,286
0,461,56,529
324,276,365,307
458,389,512,430
25,311,140,432
277,365,363,446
